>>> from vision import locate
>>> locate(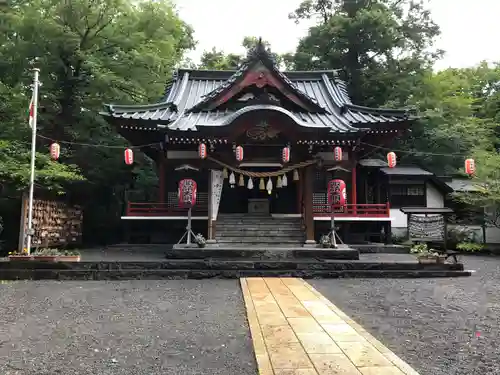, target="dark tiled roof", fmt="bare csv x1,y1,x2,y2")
445,179,480,192
359,159,387,167
102,41,415,133
189,42,325,113
381,166,433,176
